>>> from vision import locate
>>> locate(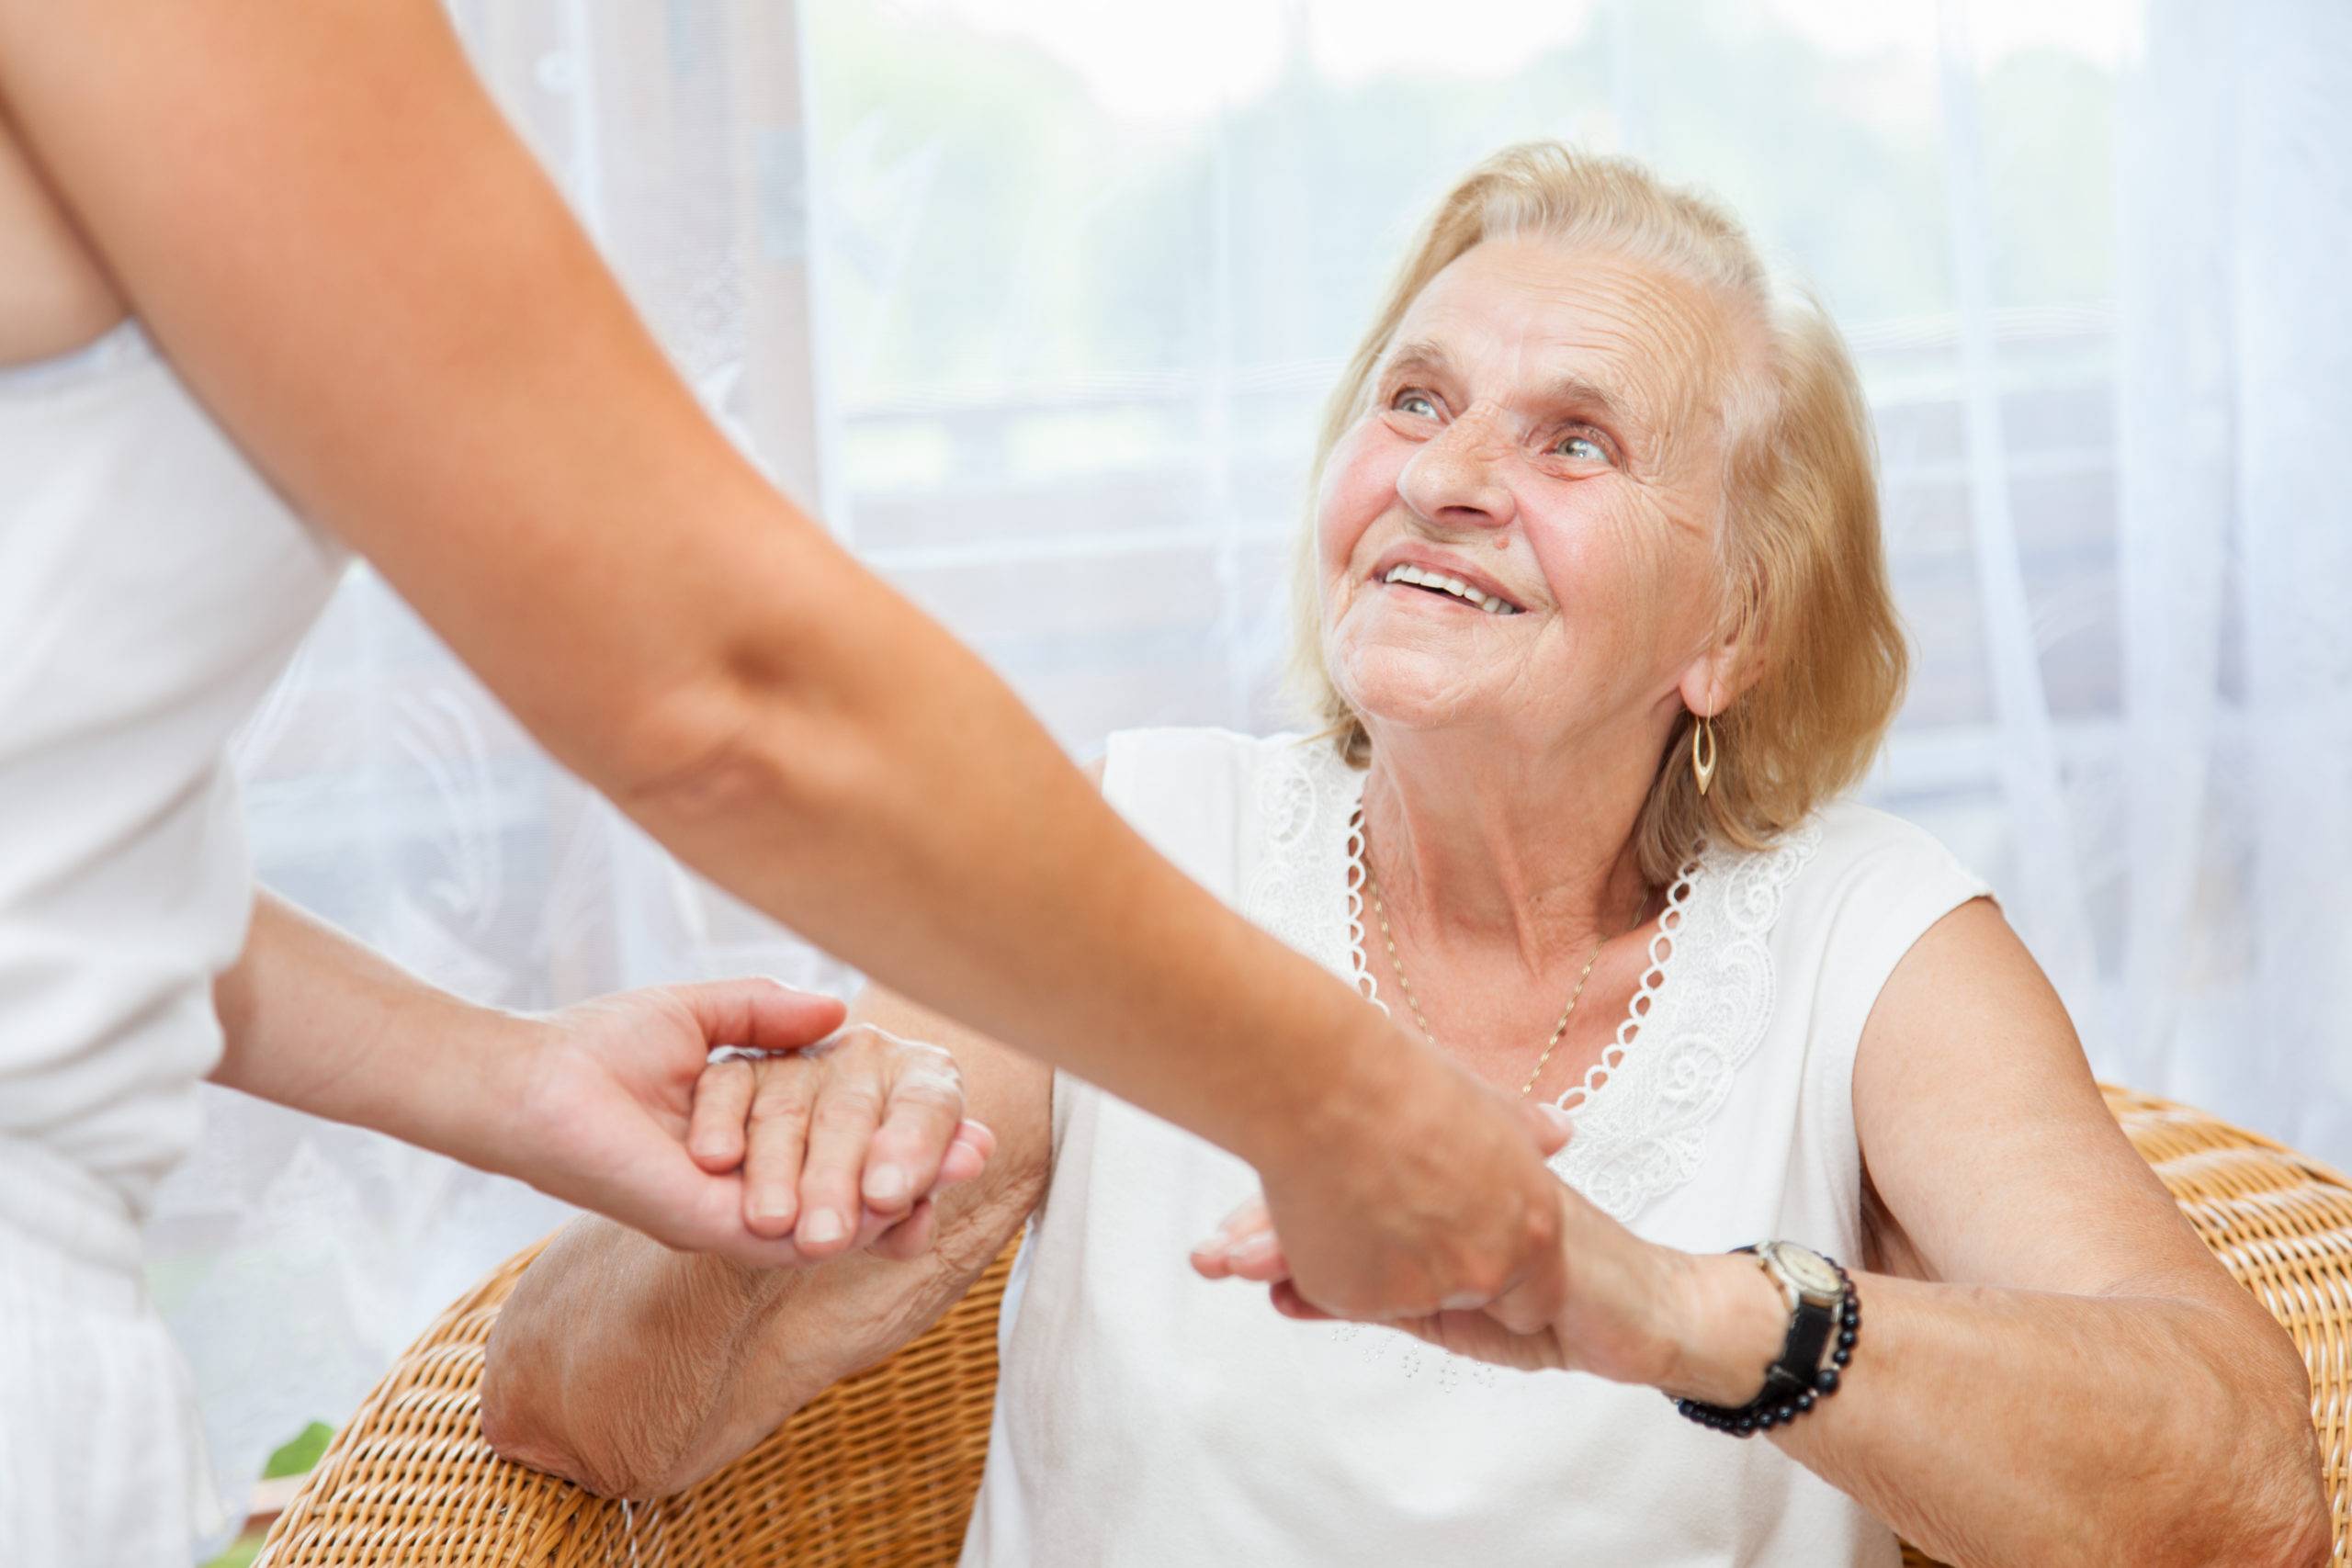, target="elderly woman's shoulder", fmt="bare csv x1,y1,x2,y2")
1778,797,1993,922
